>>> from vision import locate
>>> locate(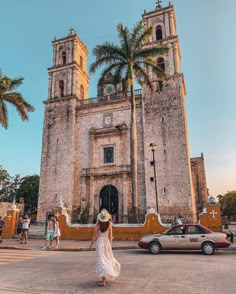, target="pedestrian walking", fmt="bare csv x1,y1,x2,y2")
53,216,61,249
42,216,55,250
89,209,121,287
16,216,23,241
21,216,30,244
0,216,5,243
